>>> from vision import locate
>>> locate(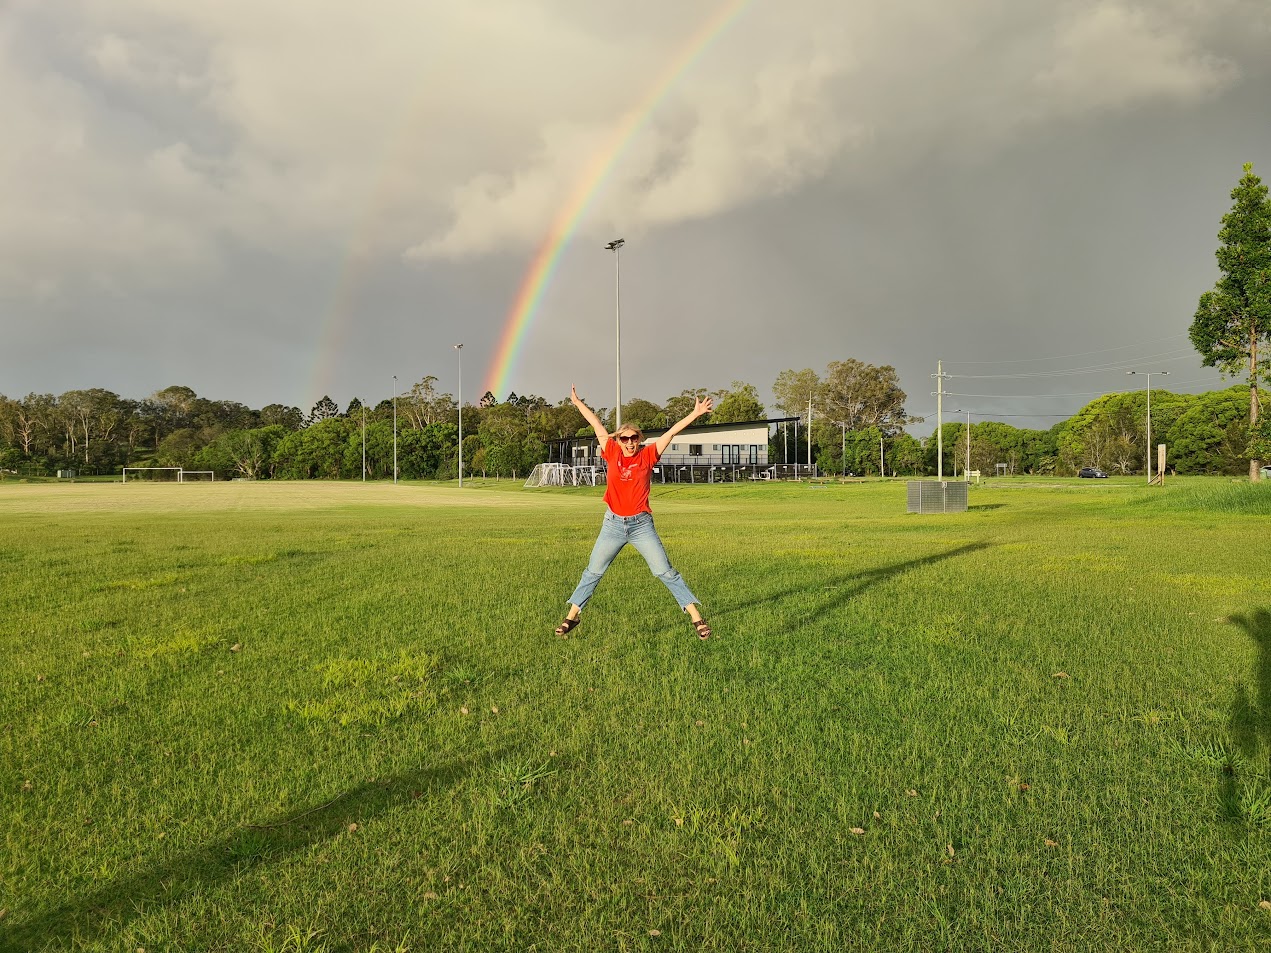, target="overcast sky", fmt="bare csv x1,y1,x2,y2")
3,0,1269,429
